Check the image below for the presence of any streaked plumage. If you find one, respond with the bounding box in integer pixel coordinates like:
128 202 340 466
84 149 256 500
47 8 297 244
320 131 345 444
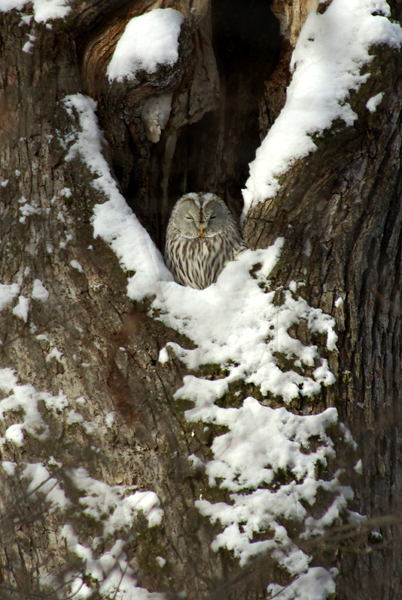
165 193 246 289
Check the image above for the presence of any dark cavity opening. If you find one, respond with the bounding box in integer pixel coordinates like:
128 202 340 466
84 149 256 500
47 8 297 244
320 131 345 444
125 0 282 250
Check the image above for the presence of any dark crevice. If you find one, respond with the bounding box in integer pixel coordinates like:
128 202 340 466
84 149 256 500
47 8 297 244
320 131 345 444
122 0 282 250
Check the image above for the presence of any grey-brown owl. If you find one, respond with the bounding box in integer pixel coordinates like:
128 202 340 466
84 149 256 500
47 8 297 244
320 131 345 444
165 193 246 289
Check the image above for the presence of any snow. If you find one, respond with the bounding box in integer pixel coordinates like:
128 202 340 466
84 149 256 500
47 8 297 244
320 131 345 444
68 577 92 600
22 462 70 510
62 93 338 404
12 295 30 322
70 259 84 273
2 461 17 475
62 527 165 600
19 14 32 24
107 8 185 83
0 0 389 596
366 92 384 113
165 265 336 409
0 283 20 312
195 400 353 568
56 474 165 599
0 367 165 599
46 346 63 362
67 409 84 425
18 196 41 222
0 0 385 592
268 567 336 600
303 487 354 537
156 556 166 568
0 0 71 22
64 94 172 299
0 368 68 445
22 33 36 53
201 401 338 493
48 455 62 467
188 454 205 472
158 347 169 364
242 0 402 217
105 411 115 427
61 89 362 598
60 186 72 197
32 279 49 301
69 467 164 533
56 3 397 590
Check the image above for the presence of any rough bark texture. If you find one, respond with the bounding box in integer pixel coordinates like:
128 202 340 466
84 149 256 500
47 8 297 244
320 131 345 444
272 0 318 46
81 0 282 249
0 0 402 598
0 3 228 597
243 3 402 597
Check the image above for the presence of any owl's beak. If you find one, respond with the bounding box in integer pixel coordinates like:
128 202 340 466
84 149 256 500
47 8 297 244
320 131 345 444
198 222 207 237
199 227 204 237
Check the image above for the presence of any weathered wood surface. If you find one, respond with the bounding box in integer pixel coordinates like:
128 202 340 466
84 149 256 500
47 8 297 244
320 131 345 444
244 3 402 596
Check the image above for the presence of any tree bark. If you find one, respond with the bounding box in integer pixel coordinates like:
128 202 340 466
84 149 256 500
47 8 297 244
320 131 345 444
243 4 402 596
0 0 401 599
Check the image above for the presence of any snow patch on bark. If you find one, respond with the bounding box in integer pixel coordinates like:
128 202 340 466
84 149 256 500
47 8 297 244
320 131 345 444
195 400 354 574
32 279 49 301
242 0 402 216
70 467 164 532
0 283 20 312
22 462 71 510
0 0 71 22
62 95 338 408
0 368 68 445
62 528 166 600
62 93 361 600
268 567 337 600
366 92 384 113
0 367 165 599
107 8 185 83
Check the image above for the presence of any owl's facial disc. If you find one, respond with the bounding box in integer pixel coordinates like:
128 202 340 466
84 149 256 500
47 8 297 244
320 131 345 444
174 200 202 238
201 201 228 237
173 196 232 239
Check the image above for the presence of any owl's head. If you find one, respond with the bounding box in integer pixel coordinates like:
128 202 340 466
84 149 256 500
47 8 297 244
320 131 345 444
169 193 232 239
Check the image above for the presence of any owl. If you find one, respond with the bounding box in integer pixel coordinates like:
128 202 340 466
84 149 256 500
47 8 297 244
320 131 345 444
165 193 246 289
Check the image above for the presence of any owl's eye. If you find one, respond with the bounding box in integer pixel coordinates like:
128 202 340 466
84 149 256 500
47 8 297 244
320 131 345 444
210 215 216 220
185 216 193 220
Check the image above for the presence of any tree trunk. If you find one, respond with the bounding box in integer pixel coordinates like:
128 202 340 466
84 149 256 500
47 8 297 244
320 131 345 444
0 1 401 599
243 4 402 596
